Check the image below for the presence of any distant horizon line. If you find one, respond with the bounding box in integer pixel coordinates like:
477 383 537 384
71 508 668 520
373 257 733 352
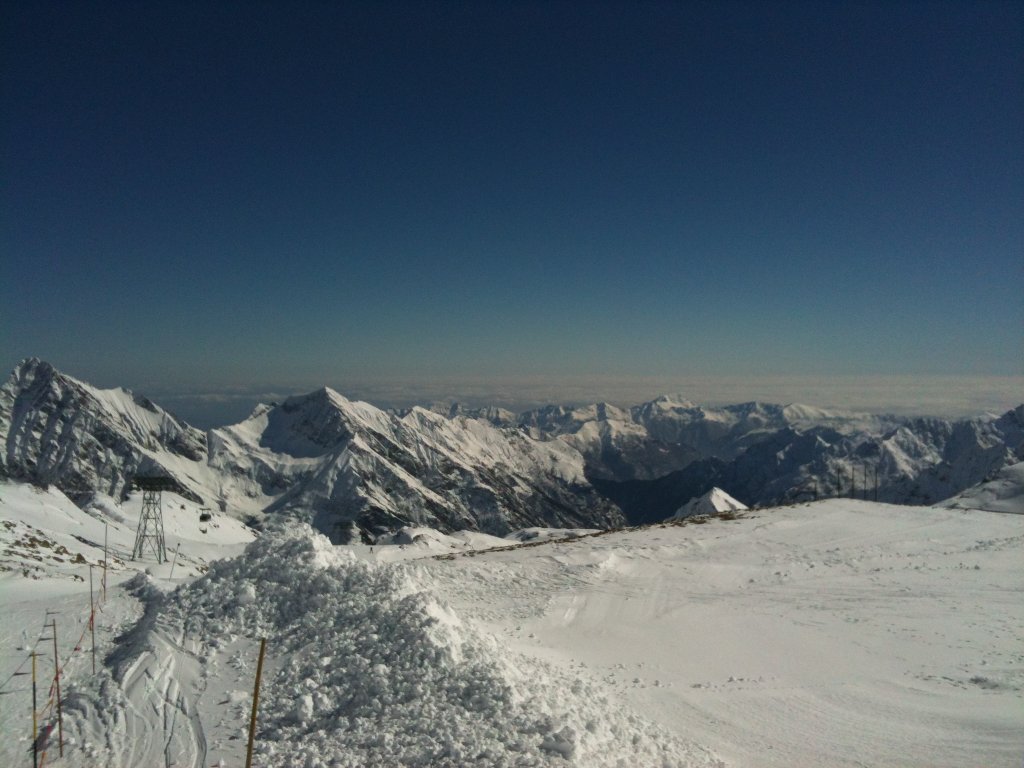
6 357 1021 429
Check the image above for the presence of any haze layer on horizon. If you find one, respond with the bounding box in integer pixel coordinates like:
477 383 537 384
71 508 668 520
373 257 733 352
130 373 1024 428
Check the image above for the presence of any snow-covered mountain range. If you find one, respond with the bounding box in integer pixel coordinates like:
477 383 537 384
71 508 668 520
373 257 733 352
439 391 1023 523
2 358 1022 538
0 360 621 540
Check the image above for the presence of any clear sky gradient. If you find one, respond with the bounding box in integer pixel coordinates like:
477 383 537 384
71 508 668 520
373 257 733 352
3 1 1022 424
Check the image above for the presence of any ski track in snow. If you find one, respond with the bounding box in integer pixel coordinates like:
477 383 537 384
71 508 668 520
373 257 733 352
422 501 1024 768
112 620 207 768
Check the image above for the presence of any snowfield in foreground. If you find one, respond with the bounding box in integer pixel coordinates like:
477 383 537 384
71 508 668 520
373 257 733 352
1 484 1022 767
126 526 715 767
425 501 1024 767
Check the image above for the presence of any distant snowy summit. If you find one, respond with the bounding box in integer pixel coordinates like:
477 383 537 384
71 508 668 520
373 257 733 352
672 487 748 520
936 461 1024 515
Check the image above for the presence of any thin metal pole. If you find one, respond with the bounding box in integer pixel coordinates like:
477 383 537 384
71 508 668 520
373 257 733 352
168 542 181 582
31 651 38 768
51 619 64 757
89 564 96 674
245 638 267 768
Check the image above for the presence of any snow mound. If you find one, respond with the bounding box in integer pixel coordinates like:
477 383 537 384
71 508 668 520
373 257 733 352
671 488 748 520
936 461 1024 514
151 524 719 767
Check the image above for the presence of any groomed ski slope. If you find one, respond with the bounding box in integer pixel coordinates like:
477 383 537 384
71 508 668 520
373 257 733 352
427 500 1024 767
2 486 1022 766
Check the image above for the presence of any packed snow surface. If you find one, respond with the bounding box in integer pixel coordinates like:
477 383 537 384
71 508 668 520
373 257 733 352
2 483 1022 767
426 501 1024 767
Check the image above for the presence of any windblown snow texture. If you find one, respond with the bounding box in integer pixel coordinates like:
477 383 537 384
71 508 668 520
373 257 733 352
133 524 721 767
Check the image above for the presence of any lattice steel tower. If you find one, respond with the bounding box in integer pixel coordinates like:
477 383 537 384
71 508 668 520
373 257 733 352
131 476 175 562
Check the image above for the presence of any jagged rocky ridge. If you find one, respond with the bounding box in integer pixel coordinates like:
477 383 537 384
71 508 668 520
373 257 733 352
2 359 1022 536
437 398 900 482
445 396 1024 523
0 360 621 541
206 387 622 540
0 359 208 502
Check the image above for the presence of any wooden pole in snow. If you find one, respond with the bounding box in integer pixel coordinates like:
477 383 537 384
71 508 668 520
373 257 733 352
31 651 38 768
89 564 96 674
245 638 267 768
51 619 64 757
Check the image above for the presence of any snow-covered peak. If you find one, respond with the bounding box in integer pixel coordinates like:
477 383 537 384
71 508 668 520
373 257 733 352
936 461 1024 514
429 402 518 426
570 401 632 423
781 402 836 422
671 487 748 520
652 393 699 408
1 358 208 502
8 356 52 385
205 383 617 539
215 386 395 458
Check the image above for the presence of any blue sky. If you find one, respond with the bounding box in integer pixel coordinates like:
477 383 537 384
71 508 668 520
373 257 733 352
2 1 1022 424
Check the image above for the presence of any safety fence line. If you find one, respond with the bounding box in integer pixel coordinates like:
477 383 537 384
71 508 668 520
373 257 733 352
1 559 110 768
